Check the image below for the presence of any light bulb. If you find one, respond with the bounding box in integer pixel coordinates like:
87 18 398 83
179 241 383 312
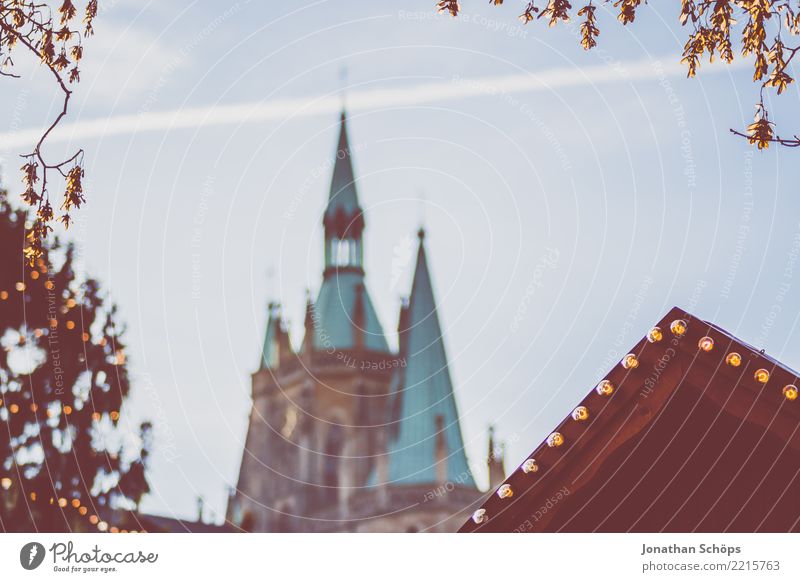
783 384 798 401
670 319 687 337
622 353 639 369
647 327 663 343
596 380 614 396
572 406 590 421
754 368 770 384
472 508 487 524
698 336 714 351
1 477 11 490
497 484 513 499
522 458 538 474
725 352 741 367
547 432 564 448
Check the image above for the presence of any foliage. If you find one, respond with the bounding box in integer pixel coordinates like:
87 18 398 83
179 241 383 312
0 188 150 532
1 1 98 264
438 0 800 149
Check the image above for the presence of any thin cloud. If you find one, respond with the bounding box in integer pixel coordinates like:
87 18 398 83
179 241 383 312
0 56 743 151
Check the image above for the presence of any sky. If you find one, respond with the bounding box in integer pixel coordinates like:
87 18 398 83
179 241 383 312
1 0 799 524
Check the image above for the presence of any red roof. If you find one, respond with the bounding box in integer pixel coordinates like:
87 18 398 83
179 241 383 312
460 307 800 533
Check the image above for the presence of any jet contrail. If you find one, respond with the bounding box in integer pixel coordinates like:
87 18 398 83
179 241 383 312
0 56 744 151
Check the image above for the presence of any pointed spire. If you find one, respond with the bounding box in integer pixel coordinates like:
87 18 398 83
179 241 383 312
323 110 364 239
382 230 476 488
259 302 285 370
487 425 506 490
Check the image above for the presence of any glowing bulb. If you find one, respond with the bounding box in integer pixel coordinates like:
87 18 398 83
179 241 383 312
89 515 99 525
97 521 108 532
596 380 614 396
9 404 19 414
726 352 742 367
0 291 7 300
71 498 80 508
783 384 798 401
1 477 11 490
15 282 25 292
622 353 639 370
66 321 75 330
30 492 37 501
647 327 663 343
110 411 120 421
92 412 101 421
670 319 687 337
110 527 119 534
58 497 67 508
698 336 714 352
522 458 538 474
30 271 39 280
82 332 90 342
497 484 513 499
472 508 487 524
547 432 564 448
754 368 770 384
63 405 72 415
571 406 590 421
66 298 76 308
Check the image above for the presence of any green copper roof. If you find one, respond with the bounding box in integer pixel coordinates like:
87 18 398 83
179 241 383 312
259 303 281 370
309 271 390 353
324 111 361 228
383 231 476 487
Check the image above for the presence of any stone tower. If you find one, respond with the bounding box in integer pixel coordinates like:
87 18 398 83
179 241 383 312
228 111 488 532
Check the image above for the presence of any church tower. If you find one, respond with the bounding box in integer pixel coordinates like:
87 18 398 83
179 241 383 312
228 111 483 532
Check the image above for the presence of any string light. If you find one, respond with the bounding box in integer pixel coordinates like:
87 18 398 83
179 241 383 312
30 271 39 280
754 369 770 384
596 380 614 396
97 521 109 532
110 411 120 421
71 499 81 508
571 406 590 421
670 319 687 337
647 327 663 343
622 353 639 370
0 291 7 300
726 352 742 367
79 506 88 515
497 484 513 499
783 385 798 401
58 498 68 508
698 336 714 351
1 477 11 490
547 432 564 448
9 404 19 414
66 321 75 330
472 509 487 524
89 515 99 525
63 405 73 415
522 458 538 474
15 282 25 292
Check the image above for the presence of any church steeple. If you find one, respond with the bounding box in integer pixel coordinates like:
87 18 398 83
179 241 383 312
382 228 476 487
323 110 364 277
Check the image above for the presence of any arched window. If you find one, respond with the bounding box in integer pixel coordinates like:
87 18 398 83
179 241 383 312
323 425 345 502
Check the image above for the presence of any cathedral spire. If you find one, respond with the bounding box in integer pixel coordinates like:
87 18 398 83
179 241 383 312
258 302 286 370
383 230 476 487
323 109 364 277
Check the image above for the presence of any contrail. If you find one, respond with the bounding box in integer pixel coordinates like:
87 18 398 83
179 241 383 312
0 55 744 150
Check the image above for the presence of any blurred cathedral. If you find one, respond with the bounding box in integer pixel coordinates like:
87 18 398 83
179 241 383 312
226 110 505 532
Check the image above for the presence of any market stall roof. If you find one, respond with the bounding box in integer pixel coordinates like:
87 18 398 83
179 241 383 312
460 307 800 533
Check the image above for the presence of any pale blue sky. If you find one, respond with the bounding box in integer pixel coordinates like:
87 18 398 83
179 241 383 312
1 0 799 523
